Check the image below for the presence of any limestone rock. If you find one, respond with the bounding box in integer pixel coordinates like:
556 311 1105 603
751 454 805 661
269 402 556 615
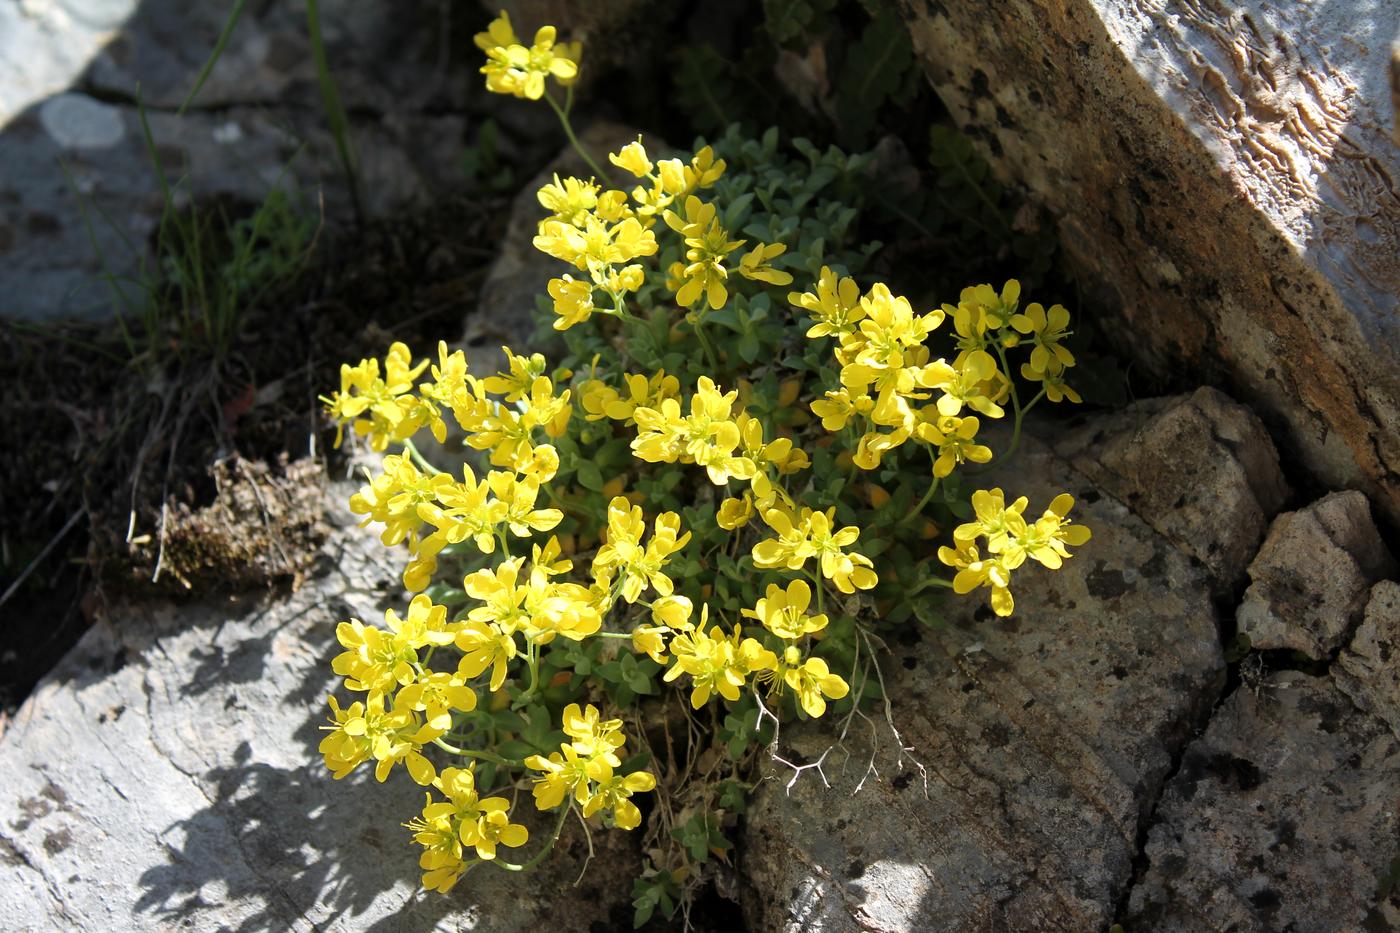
739 432 1225 931
1335 580 1400 739
1124 673 1400 930
901 0 1400 526
0 0 469 322
1237 491 1397 659
1049 387 1288 591
0 488 638 931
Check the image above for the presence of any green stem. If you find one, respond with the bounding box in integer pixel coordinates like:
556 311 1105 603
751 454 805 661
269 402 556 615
906 575 956 597
402 438 441 474
431 738 520 768
691 311 722 372
900 472 941 528
988 386 1046 468
809 568 825 616
491 803 572 872
543 89 612 184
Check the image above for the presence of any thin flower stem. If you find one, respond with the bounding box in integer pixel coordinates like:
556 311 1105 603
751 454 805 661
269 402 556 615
691 311 722 372
402 438 441 474
491 803 573 872
544 89 611 184
431 738 520 768
906 575 956 596
809 568 825 616
900 471 941 528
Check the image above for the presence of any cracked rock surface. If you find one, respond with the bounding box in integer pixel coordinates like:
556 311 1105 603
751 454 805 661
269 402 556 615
1050 387 1289 593
739 429 1226 931
0 491 638 931
1237 490 1398 660
1123 672 1400 931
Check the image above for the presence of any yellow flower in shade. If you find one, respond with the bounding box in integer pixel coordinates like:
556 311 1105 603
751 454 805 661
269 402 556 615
936 350 1005 419
663 196 745 309
1021 358 1083 404
396 671 478 733
779 646 850 718
609 139 653 178
960 279 1021 331
737 242 793 285
937 540 1016 617
1010 302 1075 375
742 579 828 641
582 770 657 829
455 619 518 691
632 594 692 663
717 493 755 531
548 275 595 330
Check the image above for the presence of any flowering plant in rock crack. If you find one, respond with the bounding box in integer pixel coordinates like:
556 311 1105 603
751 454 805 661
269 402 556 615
315 10 1091 925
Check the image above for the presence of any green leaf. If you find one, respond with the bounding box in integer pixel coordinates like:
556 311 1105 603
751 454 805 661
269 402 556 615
576 459 604 492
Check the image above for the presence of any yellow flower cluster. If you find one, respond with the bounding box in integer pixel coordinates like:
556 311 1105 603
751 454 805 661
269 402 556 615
474 11 579 101
937 488 1092 616
535 137 794 331
525 703 657 829
328 343 573 591
407 766 530 892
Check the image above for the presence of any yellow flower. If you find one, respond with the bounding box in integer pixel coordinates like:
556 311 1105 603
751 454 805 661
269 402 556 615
562 702 626 765
752 507 877 594
396 671 478 734
524 745 598 809
938 540 1016 617
780 647 849 718
742 579 828 641
953 487 1029 555
477 14 578 101
548 275 595 330
663 196 745 309
810 388 871 432
482 347 548 402
664 610 775 708
582 771 656 829
717 494 755 531
790 266 865 341
1010 302 1075 375
536 173 598 226
737 242 792 285
591 496 690 603
916 415 993 478
318 694 439 785
486 471 563 538
1002 493 1091 570
455 619 518 691
609 139 653 178
331 594 457 698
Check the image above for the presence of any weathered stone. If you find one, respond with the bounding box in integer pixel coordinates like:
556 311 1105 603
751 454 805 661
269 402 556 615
1237 490 1397 659
0 488 638 930
0 0 471 322
740 431 1225 931
901 0 1400 526
1336 580 1400 739
1049 387 1288 591
1124 673 1400 930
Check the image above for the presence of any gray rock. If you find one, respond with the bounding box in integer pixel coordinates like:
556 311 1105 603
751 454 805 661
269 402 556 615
0 488 638 931
1049 386 1289 591
1237 491 1398 659
740 431 1225 931
1124 673 1400 931
0 0 470 323
1336 580 1400 739
900 0 1400 527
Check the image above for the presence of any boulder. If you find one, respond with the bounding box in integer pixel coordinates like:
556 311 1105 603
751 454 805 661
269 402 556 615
901 0 1400 526
1236 490 1397 659
0 489 638 931
0 0 470 322
740 430 1225 931
1049 387 1289 592
1335 580 1400 739
1123 673 1400 930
